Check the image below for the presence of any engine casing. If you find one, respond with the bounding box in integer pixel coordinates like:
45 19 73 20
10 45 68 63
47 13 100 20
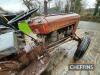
29 13 80 34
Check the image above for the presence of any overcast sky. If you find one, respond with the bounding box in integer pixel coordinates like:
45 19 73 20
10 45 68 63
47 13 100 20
0 0 96 13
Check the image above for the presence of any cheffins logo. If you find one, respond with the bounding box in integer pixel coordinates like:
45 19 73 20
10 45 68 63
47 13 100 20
68 64 94 70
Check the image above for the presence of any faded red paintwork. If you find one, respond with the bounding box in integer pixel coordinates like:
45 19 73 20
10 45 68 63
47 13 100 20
29 14 80 34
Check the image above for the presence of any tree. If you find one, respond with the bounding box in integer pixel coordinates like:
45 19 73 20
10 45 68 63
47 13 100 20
44 0 48 15
23 0 33 10
70 0 75 12
74 0 82 14
22 0 39 10
65 0 82 14
48 0 52 8
44 0 52 15
65 0 71 13
55 0 62 11
93 0 100 16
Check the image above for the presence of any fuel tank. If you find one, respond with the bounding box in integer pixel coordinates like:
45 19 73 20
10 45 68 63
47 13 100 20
29 13 80 34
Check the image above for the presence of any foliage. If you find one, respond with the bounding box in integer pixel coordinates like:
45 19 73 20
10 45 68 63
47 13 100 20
23 0 33 10
22 0 39 10
64 0 82 14
81 15 100 23
74 0 82 14
44 0 48 15
93 0 100 16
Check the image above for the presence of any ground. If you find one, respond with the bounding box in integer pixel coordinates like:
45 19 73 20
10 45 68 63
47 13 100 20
42 21 100 75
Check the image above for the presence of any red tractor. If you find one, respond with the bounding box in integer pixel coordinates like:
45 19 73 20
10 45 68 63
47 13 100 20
0 8 91 75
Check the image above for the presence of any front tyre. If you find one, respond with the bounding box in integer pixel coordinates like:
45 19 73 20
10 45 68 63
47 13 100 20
73 36 91 61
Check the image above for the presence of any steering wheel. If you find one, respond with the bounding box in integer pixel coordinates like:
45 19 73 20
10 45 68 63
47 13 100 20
7 8 38 25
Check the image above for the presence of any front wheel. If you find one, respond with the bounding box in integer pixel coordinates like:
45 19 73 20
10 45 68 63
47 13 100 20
73 36 91 61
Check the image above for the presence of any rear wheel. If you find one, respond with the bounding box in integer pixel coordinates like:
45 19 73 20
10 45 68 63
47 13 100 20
73 36 91 61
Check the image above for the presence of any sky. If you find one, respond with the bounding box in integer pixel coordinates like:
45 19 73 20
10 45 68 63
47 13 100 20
0 0 27 12
0 0 96 13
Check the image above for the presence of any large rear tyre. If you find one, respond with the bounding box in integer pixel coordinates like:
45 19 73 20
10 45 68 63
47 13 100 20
73 36 91 61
